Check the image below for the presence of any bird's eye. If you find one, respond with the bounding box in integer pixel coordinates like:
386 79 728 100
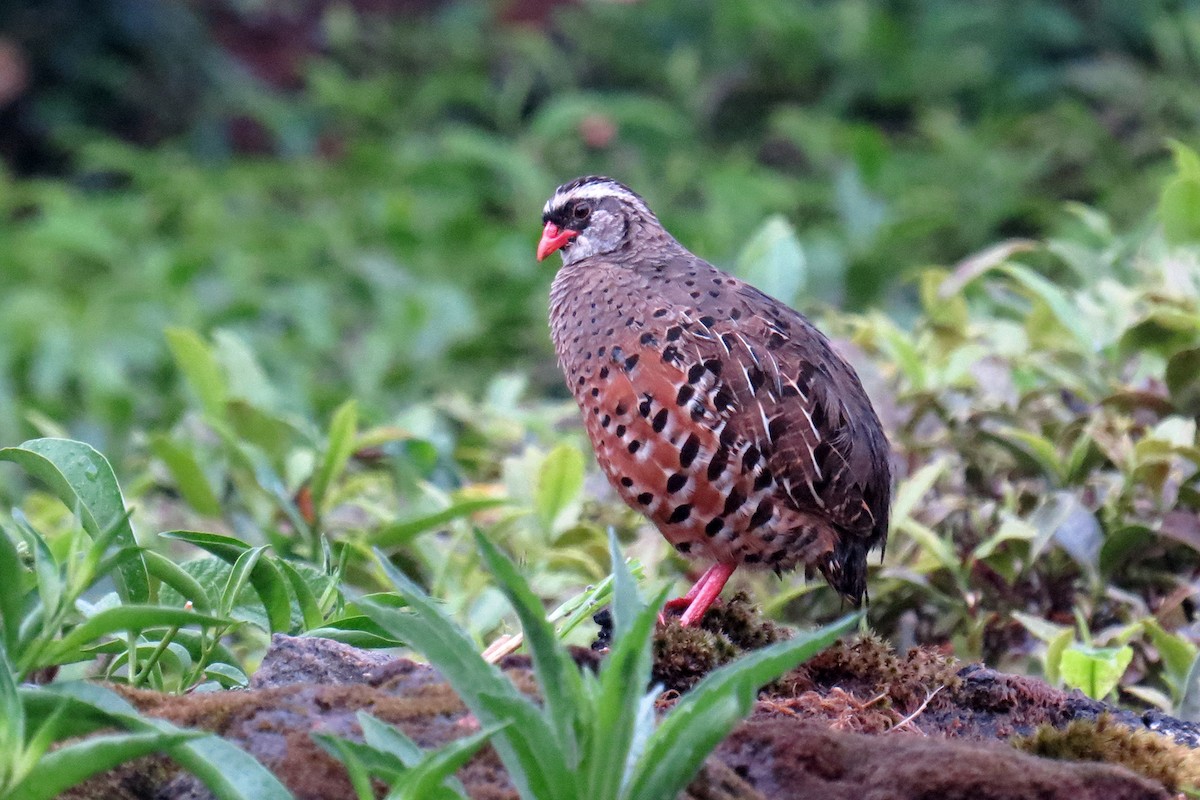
573 204 591 220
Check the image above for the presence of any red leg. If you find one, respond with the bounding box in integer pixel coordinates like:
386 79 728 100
661 563 721 618
678 562 737 627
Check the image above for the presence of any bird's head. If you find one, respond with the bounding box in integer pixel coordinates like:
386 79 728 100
537 176 659 265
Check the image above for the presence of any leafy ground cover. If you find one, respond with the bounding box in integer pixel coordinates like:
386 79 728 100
2 1 1200 796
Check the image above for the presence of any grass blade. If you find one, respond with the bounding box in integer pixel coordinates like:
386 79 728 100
625 613 858 800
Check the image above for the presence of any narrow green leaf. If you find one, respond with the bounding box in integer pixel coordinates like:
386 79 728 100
159 532 291 633
278 560 325 631
311 399 359 515
609 528 643 642
362 552 568 800
0 439 149 603
0 642 25 771
475 531 584 762
312 734 377 800
626 614 857 800
305 615 403 648
0 528 23 652
33 682 295 800
358 712 424 766
998 263 1092 349
8 730 199 800
142 550 213 612
393 724 504 800
221 547 268 617
369 499 509 548
42 606 232 667
165 328 228 420
149 436 222 516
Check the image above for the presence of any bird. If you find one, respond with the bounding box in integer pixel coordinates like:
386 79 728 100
539 176 891 627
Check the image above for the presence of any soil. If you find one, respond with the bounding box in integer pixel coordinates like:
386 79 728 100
61 597 1200 800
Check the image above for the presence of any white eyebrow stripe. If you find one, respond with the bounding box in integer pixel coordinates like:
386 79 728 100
547 182 650 215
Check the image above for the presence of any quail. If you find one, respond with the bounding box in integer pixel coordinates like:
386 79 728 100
539 176 891 626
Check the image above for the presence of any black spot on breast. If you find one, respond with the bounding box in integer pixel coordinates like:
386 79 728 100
599 366 610 379
625 354 640 371
731 308 741 320
705 518 724 537
703 359 722 375
747 368 766 393
767 332 786 350
675 542 692 554
598 346 606 357
748 499 774 530
639 397 652 417
719 426 738 448
615 402 628 416
723 488 746 515
676 385 695 406
652 408 669 433
667 504 693 523
768 416 787 442
590 387 599 398
662 345 680 364
640 332 657 345
699 315 715 328
666 326 683 341
714 386 735 412
690 405 706 422
577 376 585 386
744 553 763 564
601 415 611 428
653 308 668 318
627 440 642 454
615 424 626 437
706 449 729 481
637 492 653 505
620 476 634 487
666 473 687 493
687 363 706 384
680 434 701 468
754 468 774 491
742 445 760 472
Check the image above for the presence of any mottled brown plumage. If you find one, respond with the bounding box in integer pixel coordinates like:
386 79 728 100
539 176 891 626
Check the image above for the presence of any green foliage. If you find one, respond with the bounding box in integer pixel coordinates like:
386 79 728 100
360 530 856 800
315 711 500 800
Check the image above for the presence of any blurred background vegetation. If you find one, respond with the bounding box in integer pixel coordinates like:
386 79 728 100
2 0 1200 709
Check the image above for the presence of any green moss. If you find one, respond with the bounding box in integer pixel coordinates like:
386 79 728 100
1014 714 1200 794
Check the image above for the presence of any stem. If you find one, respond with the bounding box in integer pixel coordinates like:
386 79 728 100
132 625 180 688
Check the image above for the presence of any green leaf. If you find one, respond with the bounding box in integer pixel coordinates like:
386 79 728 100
1044 628 1074 686
311 734 377 800
0 532 22 654
534 444 584 533
0 439 149 603
475 531 584 763
221 547 269 618
734 215 806 305
998 263 1092 349
1144 619 1198 686
165 328 228 420
159 532 291 633
35 682 295 800
6 730 200 800
361 552 570 800
278 560 325 631
1059 644 1133 699
369 499 509 548
311 399 358 516
626 614 858 800
391 724 502 800
149 436 222 516
41 605 232 667
1160 175 1200 245
142 550 213 612
1166 348 1200 417
305 615 403 648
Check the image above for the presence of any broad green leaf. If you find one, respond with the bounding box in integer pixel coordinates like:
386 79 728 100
305 615 403 648
149 436 222 516
890 458 945 527
1059 644 1133 699
159 532 291 633
278 560 325 631
1177 653 1200 722
0 439 149 603
6 730 199 800
369 499 509 548
1160 176 1200 245
221 547 268 618
165 328 228 420
42 605 232 666
626 614 858 800
1144 619 1198 686
311 399 358 515
358 712 424 766
734 215 806 304
535 444 584 533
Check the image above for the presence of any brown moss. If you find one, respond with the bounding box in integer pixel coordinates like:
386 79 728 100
1014 714 1200 794
652 592 788 692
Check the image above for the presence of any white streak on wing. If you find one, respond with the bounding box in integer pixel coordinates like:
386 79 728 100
757 402 773 443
